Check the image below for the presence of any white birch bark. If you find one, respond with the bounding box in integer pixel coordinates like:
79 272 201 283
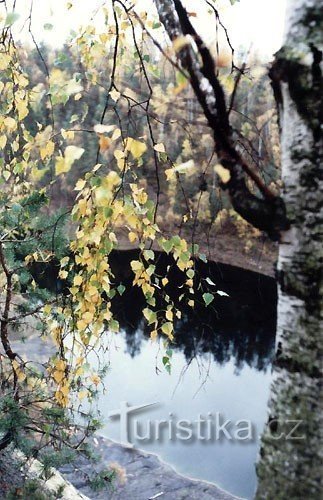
256 0 323 497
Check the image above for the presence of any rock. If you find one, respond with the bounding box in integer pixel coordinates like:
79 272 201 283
59 436 241 500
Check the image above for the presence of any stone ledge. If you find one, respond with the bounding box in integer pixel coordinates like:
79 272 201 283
59 435 243 500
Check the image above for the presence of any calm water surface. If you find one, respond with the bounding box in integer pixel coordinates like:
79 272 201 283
94 257 276 500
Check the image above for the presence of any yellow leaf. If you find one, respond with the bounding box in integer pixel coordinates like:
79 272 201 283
109 232 117 243
177 260 187 271
78 390 88 400
99 134 111 152
94 124 115 134
43 304 52 314
16 100 29 120
0 136 7 149
165 168 176 182
55 359 66 371
172 36 190 53
128 231 137 243
214 164 231 184
111 128 121 141
150 330 158 341
55 145 84 175
114 149 125 160
154 143 165 153
165 309 173 321
65 145 84 161
99 33 109 43
53 370 65 384
60 384 69 396
77 319 87 331
161 321 174 339
61 129 75 140
130 260 143 272
4 117 17 131
126 138 147 159
109 89 120 102
16 370 26 382
40 140 55 160
135 190 148 205
75 179 86 191
91 374 101 385
31 166 49 182
83 311 94 323
73 275 83 286
0 53 11 70
12 360 19 372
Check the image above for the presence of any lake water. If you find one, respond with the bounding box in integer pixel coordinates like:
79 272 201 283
94 256 276 500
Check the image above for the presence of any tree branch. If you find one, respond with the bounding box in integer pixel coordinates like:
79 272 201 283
153 0 289 240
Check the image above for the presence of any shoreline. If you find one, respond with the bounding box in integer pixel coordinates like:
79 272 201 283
59 434 243 500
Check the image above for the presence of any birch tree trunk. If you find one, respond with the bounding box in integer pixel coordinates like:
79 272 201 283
256 1 323 498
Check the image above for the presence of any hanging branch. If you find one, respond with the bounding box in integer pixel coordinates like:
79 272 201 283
153 0 289 240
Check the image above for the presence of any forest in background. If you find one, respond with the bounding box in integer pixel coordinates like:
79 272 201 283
16 34 280 267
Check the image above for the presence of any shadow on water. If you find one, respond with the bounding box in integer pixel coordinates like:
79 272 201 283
27 249 277 369
108 250 277 372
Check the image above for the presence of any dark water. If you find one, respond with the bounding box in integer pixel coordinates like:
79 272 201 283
93 252 277 500
30 250 276 498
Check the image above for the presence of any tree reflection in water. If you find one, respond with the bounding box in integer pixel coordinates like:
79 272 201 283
109 250 277 373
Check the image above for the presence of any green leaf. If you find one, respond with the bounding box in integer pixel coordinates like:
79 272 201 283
162 355 171 374
109 319 119 332
146 264 156 277
162 356 169 366
143 308 157 325
203 293 214 307
170 235 181 247
217 290 229 297
117 284 125 296
176 71 187 86
199 253 207 263
103 207 113 218
5 12 20 27
143 249 155 261
161 239 173 254
205 277 216 286
161 322 173 337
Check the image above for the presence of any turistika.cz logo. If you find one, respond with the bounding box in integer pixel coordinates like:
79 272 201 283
107 401 305 447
